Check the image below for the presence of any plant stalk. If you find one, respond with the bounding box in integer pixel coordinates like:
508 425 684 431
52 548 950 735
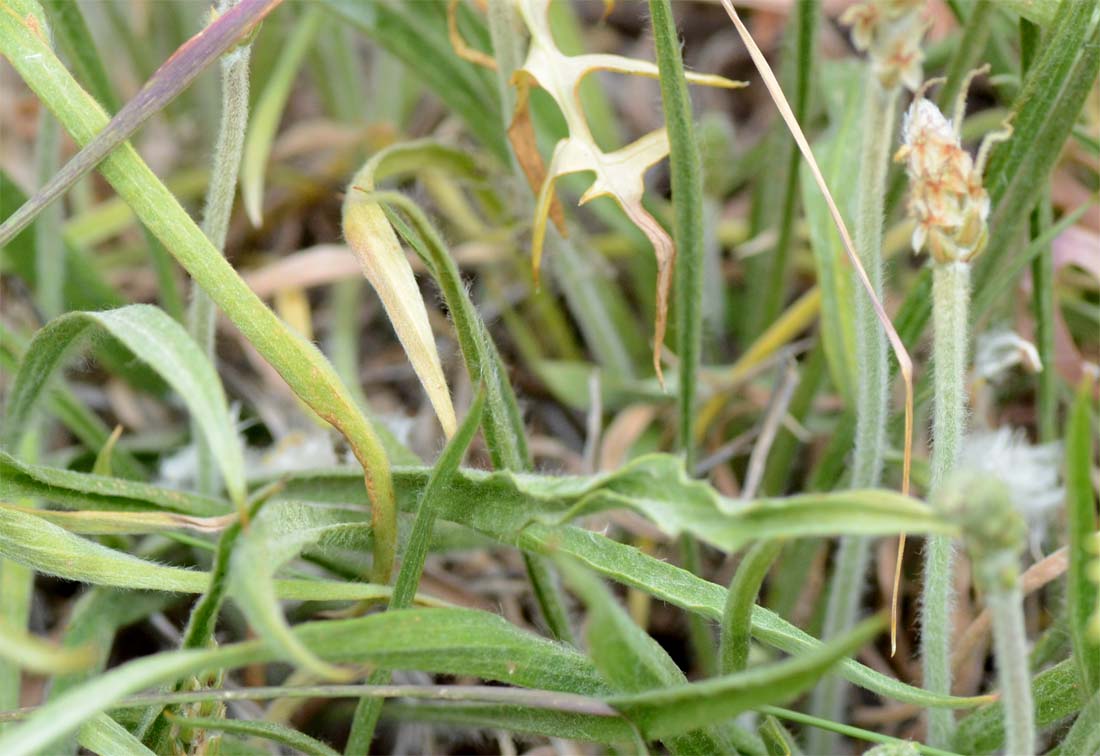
981 552 1035 756
922 260 971 747
808 74 897 751
189 2 252 498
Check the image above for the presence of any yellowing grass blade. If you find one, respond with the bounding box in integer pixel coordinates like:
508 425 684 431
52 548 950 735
343 171 458 440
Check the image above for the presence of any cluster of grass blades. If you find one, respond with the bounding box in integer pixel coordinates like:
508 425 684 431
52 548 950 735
0 0 1097 753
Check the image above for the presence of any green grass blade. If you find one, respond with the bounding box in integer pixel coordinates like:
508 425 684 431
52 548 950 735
318 0 508 162
2 305 247 509
0 16 397 582
953 658 1082 754
168 714 339 756
377 192 531 473
1066 374 1099 694
240 7 320 226
973 0 1099 315
0 450 222 516
0 607 607 756
40 0 119 111
384 701 636 746
0 503 413 604
228 502 374 679
564 562 745 754
1058 688 1100 756
0 622 94 675
346 394 486 752
649 0 704 466
608 615 885 739
721 539 782 674
392 393 485 610
760 706 958 756
517 523 987 709
0 327 145 480
77 714 155 756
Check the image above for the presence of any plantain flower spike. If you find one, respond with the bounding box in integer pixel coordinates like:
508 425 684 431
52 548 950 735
894 67 1011 264
841 0 926 91
452 0 742 383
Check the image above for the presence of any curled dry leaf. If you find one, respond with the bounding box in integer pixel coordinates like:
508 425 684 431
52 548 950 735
342 168 458 439
498 0 743 381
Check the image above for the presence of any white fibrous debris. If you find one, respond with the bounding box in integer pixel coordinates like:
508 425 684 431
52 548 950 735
974 329 1043 382
158 430 340 492
895 97 991 263
961 427 1064 555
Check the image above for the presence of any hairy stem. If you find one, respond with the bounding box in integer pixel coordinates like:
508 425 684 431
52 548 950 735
189 1 252 498
981 553 1035 756
808 74 897 751
923 260 971 746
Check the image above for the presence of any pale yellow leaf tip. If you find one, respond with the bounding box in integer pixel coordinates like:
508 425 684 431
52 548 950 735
343 169 458 439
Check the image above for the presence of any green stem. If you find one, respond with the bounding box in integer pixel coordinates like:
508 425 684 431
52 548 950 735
981 553 1035 756
721 540 782 674
923 261 972 747
189 0 252 498
650 0 719 680
649 0 704 470
808 74 897 752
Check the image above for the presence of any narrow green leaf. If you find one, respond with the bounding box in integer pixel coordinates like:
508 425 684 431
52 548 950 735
377 192 531 473
0 17 396 582
801 62 862 401
0 450 223 516
2 305 246 509
0 621 94 675
721 539 783 674
649 0 703 464
90 425 123 477
564 562 747 754
0 327 145 480
1066 374 1099 693
392 393 485 610
345 393 486 752
975 0 1099 316
318 0 508 162
517 523 987 709
759 714 804 756
40 0 119 111
240 7 321 226
608 615 886 739
0 503 418 605
385 702 636 746
760 706 956 756
1058 688 1100 756
77 714 155 756
169 714 339 756
228 502 377 679
953 658 1084 754
0 607 608 756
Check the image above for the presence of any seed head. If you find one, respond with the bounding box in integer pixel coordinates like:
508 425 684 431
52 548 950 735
841 0 926 91
895 95 994 264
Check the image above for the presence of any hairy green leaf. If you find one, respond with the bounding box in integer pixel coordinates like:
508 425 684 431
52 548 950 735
2 306 246 508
